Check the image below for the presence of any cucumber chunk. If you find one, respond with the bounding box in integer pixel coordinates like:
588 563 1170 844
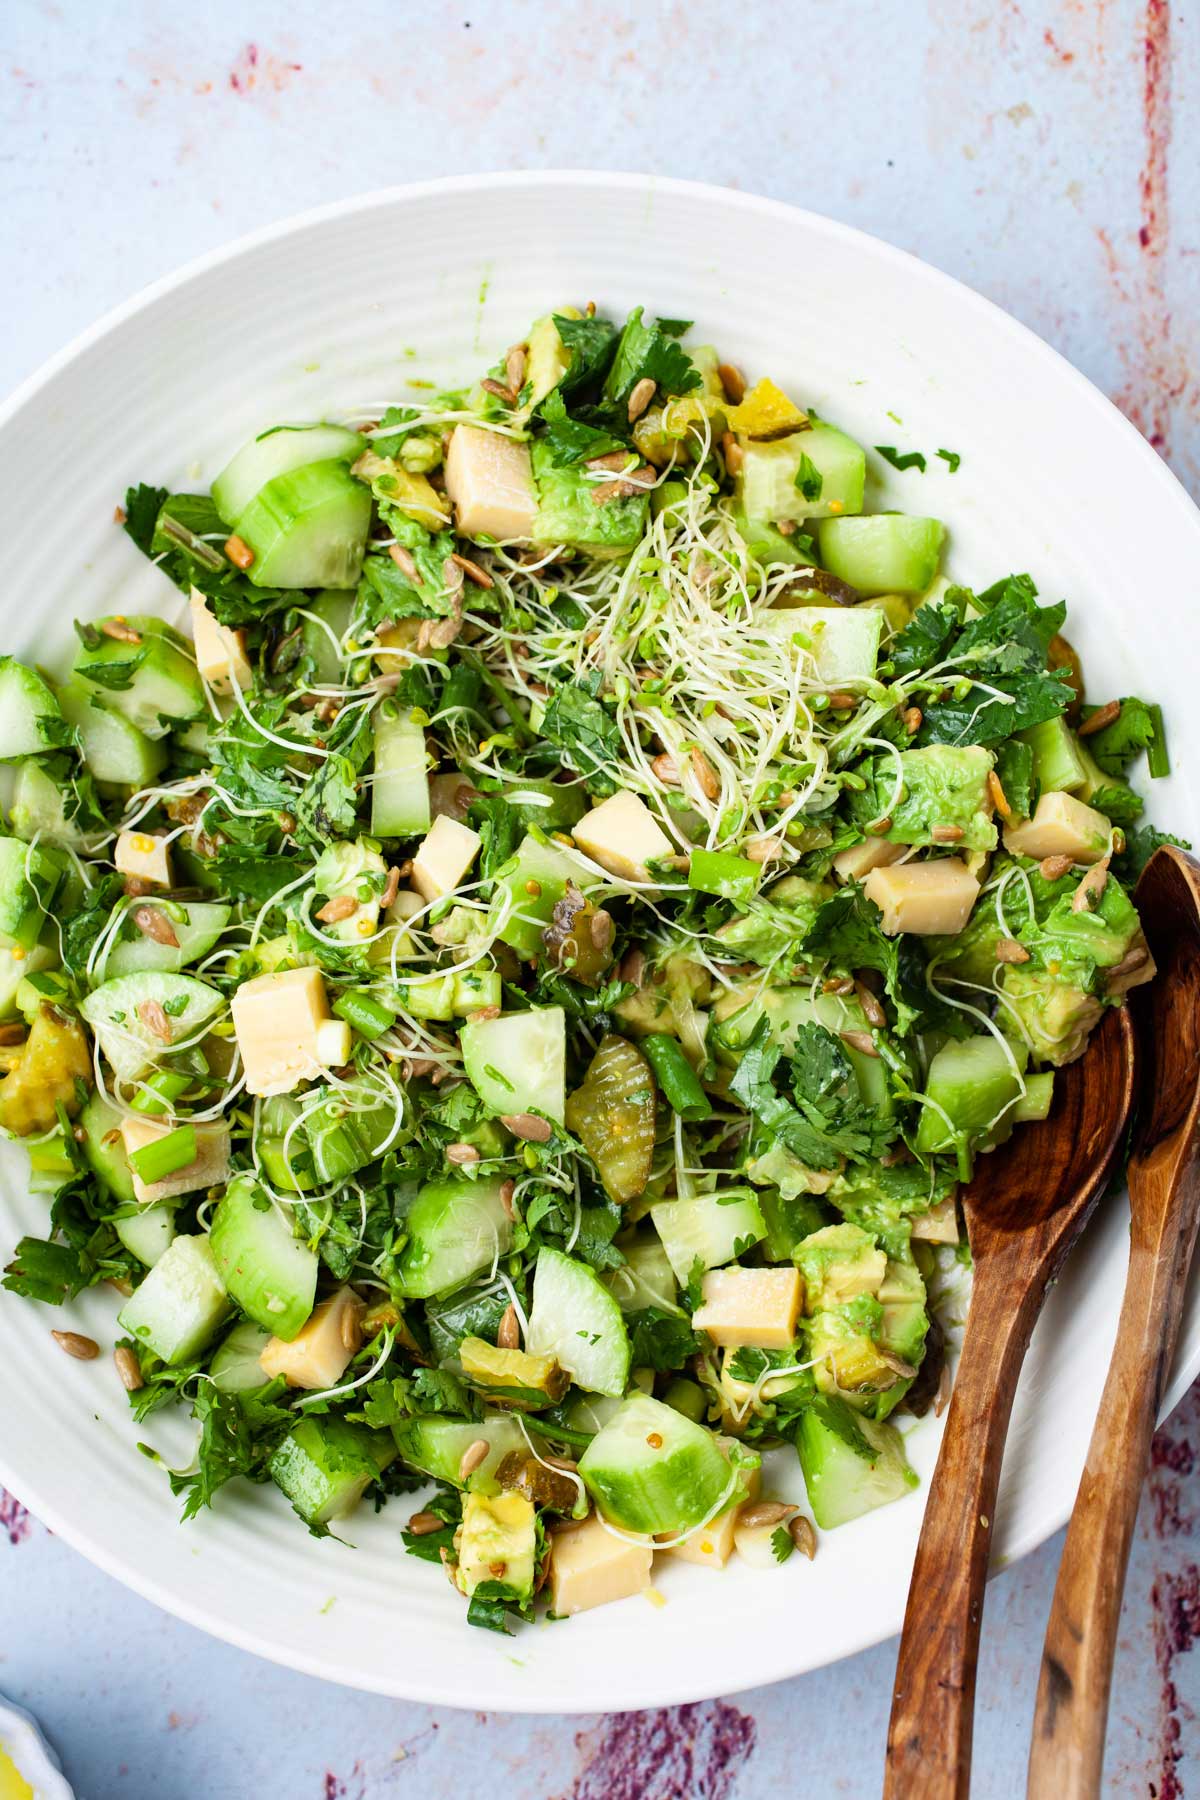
58 683 167 787
114 1202 176 1269
0 839 68 953
489 834 588 957
101 901 232 980
1020 716 1086 795
301 589 354 682
739 422 866 526
73 618 205 738
0 658 71 760
233 460 372 590
460 1006 566 1123
212 424 365 527
502 779 588 834
393 1414 528 1494
525 1246 632 1397
77 1092 135 1202
117 1234 230 1365
796 1394 918 1528
915 1034 1025 1153
80 972 225 1084
9 762 94 850
768 605 882 684
210 1319 274 1393
269 1415 395 1528
371 708 431 838
209 1175 319 1340
395 1175 514 1299
650 1189 767 1285
579 1392 733 1535
816 515 945 596
604 1238 679 1313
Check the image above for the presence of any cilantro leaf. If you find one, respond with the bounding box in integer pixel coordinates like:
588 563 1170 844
1088 782 1144 828
551 313 621 401
794 452 823 502
140 492 304 629
888 601 963 679
601 306 702 412
294 702 373 844
537 390 629 467
1080 697 1159 777
655 317 693 338
802 888 921 1034
729 1019 842 1171
936 448 962 473
1113 824 1192 884
875 446 927 473
539 674 622 795
626 1308 701 1371
770 1525 794 1563
169 1379 294 1521
788 1023 897 1159
122 483 167 556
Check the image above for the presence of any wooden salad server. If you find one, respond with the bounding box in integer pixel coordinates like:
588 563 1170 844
883 1000 1137 1799
1028 844 1200 1798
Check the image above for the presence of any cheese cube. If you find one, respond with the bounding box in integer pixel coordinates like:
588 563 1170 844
232 965 337 1096
120 1115 230 1205
572 791 673 886
863 858 980 935
115 828 173 889
549 1512 652 1616
667 1454 760 1569
692 1266 802 1349
832 836 905 883
1003 790 1111 865
444 425 537 542
910 1197 960 1244
410 815 482 904
259 1286 362 1390
189 587 252 692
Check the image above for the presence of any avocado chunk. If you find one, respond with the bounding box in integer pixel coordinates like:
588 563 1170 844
861 744 997 854
531 442 648 554
794 1223 886 1311
453 1491 539 1603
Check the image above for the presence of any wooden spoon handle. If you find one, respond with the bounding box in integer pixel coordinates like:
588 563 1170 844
885 1261 1045 1799
1028 1164 1200 1799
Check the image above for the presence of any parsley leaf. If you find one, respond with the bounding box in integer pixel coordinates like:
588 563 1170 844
794 452 823 502
551 313 621 401
875 446 927 473
655 317 693 338
294 702 373 844
169 1379 293 1521
788 1023 898 1159
802 888 922 1034
729 1019 842 1171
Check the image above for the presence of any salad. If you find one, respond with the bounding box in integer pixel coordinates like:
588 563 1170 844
0 302 1181 1633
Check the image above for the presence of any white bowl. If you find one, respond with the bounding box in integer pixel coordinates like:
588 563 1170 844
1 173 1197 1713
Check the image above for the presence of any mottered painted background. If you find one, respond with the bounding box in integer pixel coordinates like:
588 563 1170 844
2 1 1199 1794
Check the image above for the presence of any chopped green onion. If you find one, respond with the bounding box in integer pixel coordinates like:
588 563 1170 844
131 1071 192 1116
128 1124 197 1183
687 848 760 906
1148 703 1170 779
641 1034 712 1122
333 990 397 1040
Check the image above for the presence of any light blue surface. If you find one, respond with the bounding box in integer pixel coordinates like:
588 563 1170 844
2 2 1199 1795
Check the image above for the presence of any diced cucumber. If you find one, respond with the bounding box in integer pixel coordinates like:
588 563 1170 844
1020 717 1086 795
0 839 68 953
209 1175 319 1340
489 833 587 957
27 1124 78 1195
650 1189 767 1285
211 424 365 527
579 1392 733 1535
796 1394 918 1528
731 501 817 570
395 1175 514 1299
77 1092 135 1202
233 460 372 589
452 970 503 1015
269 1416 395 1528
304 1086 400 1185
739 423 866 526
604 1238 680 1313
371 708 430 838
101 901 232 979
9 762 93 850
525 1246 632 1397
501 778 588 834
393 1414 527 1494
816 515 945 596
395 972 456 1021
73 618 205 738
0 943 56 1019
210 1319 274 1393
114 1202 176 1269
0 658 71 760
914 1034 1025 1153
769 604 882 684
80 972 225 1084
117 1233 230 1365
1013 1070 1054 1121
58 684 167 787
301 589 354 683
459 1006 565 1123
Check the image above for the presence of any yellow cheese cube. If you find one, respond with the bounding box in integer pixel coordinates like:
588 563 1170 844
832 836 905 883
259 1286 362 1390
863 858 980 935
1003 790 1111 865
188 587 252 692
910 1197 960 1244
692 1266 802 1349
444 425 536 542
572 791 673 886
549 1513 652 1615
231 965 338 1096
410 815 482 904
120 1115 230 1204
115 828 173 889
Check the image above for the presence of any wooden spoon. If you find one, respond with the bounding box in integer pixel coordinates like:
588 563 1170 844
1028 845 1200 1797
884 1000 1137 1799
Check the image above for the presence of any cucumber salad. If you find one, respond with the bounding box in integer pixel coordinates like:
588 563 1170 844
0 302 1182 1633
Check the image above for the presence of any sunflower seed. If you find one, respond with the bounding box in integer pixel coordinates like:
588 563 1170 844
316 894 357 924
458 1438 491 1482
388 543 420 581
691 748 720 801
1078 698 1121 738
497 1304 521 1349
52 1329 99 1360
987 770 1012 819
627 377 657 423
717 363 746 404
901 706 922 735
446 1142 480 1167
132 905 180 948
450 551 494 590
788 1514 817 1559
406 1510 445 1536
500 1112 553 1143
736 1500 794 1529
840 1029 879 1058
854 981 887 1029
995 937 1031 964
1040 854 1074 881
931 823 964 843
113 1345 143 1391
136 999 172 1043
100 617 143 644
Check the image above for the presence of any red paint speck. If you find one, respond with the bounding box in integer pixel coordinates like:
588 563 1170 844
0 1488 31 1545
566 1701 756 1800
1151 1564 1200 1800
1043 27 1075 63
229 43 302 97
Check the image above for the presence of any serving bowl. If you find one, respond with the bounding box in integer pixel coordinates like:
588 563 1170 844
1 172 1197 1712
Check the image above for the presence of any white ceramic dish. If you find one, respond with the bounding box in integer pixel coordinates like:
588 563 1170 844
1 173 1198 1713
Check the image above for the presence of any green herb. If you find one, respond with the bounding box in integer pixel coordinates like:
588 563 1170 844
875 446 927 473
935 448 962 472
770 1525 794 1563
793 452 824 502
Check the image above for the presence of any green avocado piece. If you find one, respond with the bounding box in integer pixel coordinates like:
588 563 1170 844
795 1223 887 1312
998 966 1103 1067
877 1257 929 1368
531 442 648 554
874 744 997 853
454 1491 538 1602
